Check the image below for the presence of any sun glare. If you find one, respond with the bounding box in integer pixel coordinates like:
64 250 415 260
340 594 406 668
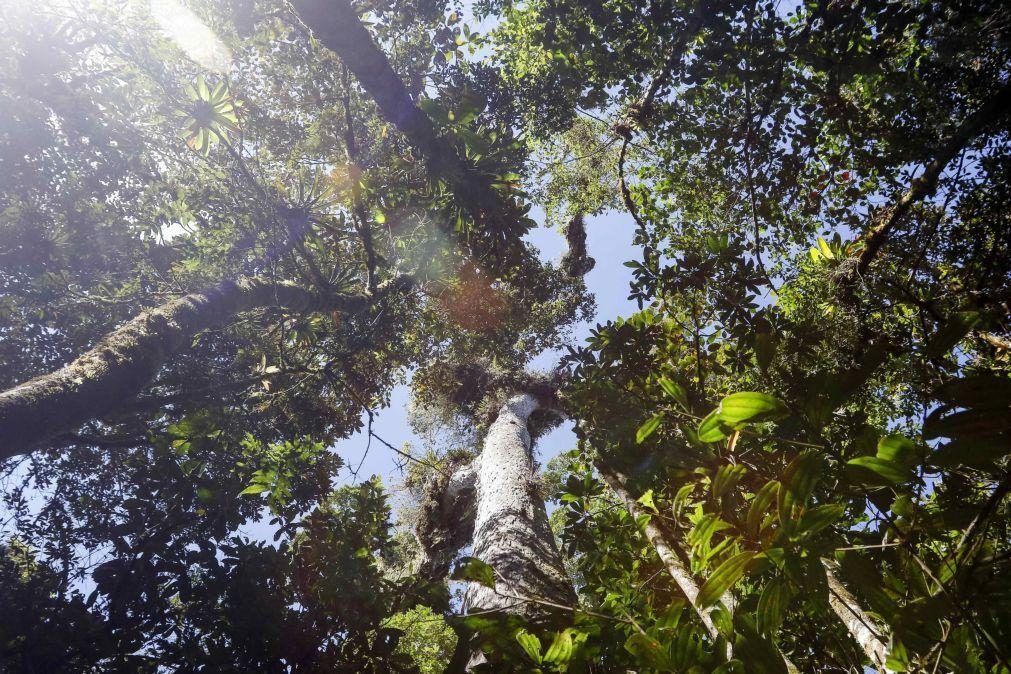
149 0 231 72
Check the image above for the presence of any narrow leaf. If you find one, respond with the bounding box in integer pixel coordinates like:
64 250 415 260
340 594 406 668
698 551 757 608
515 629 542 664
636 414 663 443
757 576 792 637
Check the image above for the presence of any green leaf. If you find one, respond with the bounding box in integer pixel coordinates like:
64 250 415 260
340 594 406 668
797 503 846 537
698 551 757 608
778 451 824 525
672 482 696 516
817 236 835 259
636 414 663 443
637 489 657 512
748 480 780 537
698 392 790 443
876 434 916 468
239 483 270 496
935 374 1011 410
543 629 575 666
515 629 542 664
688 513 732 552
624 633 665 667
754 332 776 371
712 464 746 499
718 392 790 425
929 435 1011 470
847 456 908 485
451 557 496 588
658 376 688 408
698 409 732 442
924 408 1011 440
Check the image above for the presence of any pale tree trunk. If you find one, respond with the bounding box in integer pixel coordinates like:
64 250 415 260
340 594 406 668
599 466 726 640
602 465 889 673
0 276 410 459
823 560 892 672
465 393 576 619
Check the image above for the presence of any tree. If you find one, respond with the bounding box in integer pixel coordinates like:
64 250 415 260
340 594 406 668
3 0 1011 671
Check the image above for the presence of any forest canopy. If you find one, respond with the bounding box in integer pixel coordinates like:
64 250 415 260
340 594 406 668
1 0 1010 672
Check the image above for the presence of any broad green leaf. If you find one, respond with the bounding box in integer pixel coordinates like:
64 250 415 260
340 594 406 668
929 435 1011 470
698 550 757 608
698 409 732 442
847 456 908 485
797 503 846 537
636 414 663 443
876 434 916 468
239 483 269 495
698 392 788 442
924 408 1011 440
719 392 790 425
935 374 1011 409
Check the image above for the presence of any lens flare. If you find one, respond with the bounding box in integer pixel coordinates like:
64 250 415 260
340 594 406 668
149 0 231 72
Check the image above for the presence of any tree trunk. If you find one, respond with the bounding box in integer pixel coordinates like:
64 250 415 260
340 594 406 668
415 461 478 583
852 81 1011 277
289 0 529 269
601 465 812 671
464 393 576 620
823 560 892 672
599 466 726 640
0 276 408 459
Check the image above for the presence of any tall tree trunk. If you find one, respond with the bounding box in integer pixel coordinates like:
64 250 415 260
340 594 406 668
0 276 409 459
465 393 576 620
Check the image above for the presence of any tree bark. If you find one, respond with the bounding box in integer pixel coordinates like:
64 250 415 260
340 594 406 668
464 393 576 620
0 276 410 459
415 461 478 583
823 560 892 672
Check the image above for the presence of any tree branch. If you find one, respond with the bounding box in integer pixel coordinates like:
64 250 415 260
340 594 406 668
854 82 1011 277
0 275 412 459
